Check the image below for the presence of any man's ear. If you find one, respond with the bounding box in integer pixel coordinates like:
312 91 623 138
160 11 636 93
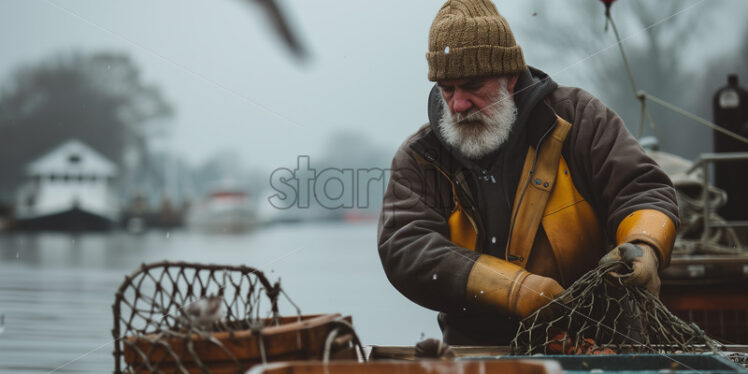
507 74 520 94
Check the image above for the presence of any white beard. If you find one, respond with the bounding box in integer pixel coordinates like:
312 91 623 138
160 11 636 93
438 79 518 159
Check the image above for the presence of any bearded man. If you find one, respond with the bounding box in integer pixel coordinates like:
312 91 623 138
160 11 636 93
377 0 679 345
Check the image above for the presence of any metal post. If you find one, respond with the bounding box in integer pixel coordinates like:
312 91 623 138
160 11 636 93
701 159 711 246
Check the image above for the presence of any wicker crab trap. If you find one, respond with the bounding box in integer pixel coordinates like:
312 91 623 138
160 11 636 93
510 262 722 356
112 261 363 374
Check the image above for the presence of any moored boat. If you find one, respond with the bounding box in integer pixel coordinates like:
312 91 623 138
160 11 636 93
187 183 257 233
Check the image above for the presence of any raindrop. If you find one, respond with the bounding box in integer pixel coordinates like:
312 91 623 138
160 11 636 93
432 274 438 280
479 290 484 294
165 232 171 239
15 252 19 259
462 307 467 312
444 46 450 54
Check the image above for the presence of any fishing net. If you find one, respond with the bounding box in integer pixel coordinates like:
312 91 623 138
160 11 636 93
112 261 363 374
510 262 722 356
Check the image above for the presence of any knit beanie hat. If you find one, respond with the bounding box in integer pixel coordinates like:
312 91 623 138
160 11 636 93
427 0 526 81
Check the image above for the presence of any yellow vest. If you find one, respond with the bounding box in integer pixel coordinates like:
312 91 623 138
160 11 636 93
448 117 602 286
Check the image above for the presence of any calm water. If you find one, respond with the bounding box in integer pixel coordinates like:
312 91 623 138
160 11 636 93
0 221 441 373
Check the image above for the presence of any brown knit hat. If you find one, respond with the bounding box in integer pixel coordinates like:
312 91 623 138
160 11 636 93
427 0 526 81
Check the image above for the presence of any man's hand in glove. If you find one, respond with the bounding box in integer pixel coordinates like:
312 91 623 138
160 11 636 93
515 273 565 319
599 242 660 295
467 255 565 319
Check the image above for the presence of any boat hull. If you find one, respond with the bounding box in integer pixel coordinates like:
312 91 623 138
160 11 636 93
661 254 748 344
14 207 115 231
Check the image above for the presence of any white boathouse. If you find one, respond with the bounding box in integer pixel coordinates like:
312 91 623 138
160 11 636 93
15 139 119 229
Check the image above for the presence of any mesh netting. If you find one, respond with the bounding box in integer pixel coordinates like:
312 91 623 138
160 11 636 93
112 261 287 373
510 262 722 355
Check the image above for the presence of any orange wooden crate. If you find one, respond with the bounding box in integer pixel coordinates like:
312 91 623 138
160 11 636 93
123 314 356 374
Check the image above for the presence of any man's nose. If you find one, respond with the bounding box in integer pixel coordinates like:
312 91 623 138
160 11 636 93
451 89 473 113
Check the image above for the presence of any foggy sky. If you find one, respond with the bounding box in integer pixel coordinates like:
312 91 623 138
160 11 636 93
1 0 746 172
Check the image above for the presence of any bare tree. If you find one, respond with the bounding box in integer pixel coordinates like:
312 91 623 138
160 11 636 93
522 0 739 160
0 52 172 201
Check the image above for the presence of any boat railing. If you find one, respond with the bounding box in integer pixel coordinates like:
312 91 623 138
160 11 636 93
686 151 748 248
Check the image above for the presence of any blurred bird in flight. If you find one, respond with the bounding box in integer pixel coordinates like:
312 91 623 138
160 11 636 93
241 0 308 60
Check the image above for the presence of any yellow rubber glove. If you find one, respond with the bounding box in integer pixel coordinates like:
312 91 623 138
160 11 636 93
467 255 564 318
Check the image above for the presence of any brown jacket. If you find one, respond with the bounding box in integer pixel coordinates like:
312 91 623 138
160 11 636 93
377 67 679 345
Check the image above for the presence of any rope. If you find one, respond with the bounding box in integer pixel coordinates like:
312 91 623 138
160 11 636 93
607 13 638 97
671 175 743 255
605 12 661 140
605 7 748 146
641 91 748 145
322 319 367 363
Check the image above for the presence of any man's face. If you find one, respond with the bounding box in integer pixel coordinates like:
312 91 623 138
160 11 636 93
438 77 514 115
436 75 519 159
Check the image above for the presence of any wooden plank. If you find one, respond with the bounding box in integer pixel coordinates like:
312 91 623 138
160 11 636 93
368 345 511 361
246 359 561 374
